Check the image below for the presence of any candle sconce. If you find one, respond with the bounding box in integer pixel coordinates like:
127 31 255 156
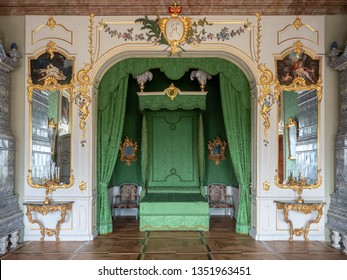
274 169 322 203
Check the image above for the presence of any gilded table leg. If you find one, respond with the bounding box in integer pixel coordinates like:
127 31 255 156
303 206 324 242
282 206 294 242
25 206 45 242
54 205 69 242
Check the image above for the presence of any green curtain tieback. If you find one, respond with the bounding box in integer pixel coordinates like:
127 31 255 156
99 182 109 189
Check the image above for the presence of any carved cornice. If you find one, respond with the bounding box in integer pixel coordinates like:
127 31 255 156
1 1 347 15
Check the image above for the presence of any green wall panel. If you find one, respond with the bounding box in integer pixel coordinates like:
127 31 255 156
148 110 199 187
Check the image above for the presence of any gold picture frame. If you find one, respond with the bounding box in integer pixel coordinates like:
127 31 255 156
208 136 227 165
119 136 138 166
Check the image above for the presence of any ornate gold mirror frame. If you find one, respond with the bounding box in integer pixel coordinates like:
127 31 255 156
208 136 227 165
119 136 138 166
274 41 322 203
27 46 75 204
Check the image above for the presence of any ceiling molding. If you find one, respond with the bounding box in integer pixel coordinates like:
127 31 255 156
1 1 347 16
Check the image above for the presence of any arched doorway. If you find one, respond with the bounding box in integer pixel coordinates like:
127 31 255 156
91 53 259 237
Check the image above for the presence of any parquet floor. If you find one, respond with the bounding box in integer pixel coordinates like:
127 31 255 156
1 216 347 260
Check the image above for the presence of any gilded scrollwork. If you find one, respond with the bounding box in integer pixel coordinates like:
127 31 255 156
76 63 92 146
47 16 57 30
208 136 228 166
46 41 56 59
262 181 270 192
293 17 303 30
79 181 87 192
274 76 322 102
76 13 95 146
165 83 180 100
257 63 274 139
274 169 322 204
119 136 138 166
27 76 75 102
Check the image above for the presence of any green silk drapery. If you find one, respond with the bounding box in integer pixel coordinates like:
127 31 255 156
220 75 251 234
97 57 251 234
141 113 148 200
97 77 128 234
198 112 206 196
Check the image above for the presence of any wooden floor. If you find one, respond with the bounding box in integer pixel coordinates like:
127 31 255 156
2 216 347 260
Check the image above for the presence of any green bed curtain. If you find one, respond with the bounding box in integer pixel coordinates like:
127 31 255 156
97 77 128 234
198 112 205 196
220 74 251 234
97 57 251 234
141 113 148 199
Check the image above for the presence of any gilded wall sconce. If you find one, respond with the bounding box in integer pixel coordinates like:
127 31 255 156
119 136 138 166
208 136 227 165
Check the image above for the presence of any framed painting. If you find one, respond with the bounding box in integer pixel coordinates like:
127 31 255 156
30 51 73 85
276 52 320 86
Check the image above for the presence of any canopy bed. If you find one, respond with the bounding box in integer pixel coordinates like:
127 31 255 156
97 57 251 234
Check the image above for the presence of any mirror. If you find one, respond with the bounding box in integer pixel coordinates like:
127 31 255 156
274 46 322 203
208 136 227 166
286 116 298 160
27 50 74 204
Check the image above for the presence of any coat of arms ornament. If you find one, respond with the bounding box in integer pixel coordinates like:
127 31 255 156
158 2 191 55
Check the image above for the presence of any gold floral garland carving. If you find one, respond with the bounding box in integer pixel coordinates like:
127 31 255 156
257 63 274 139
76 13 95 146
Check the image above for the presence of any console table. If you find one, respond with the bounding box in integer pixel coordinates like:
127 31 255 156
274 200 325 242
24 201 74 241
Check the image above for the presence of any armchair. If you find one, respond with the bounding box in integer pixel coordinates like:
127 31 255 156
112 183 139 219
207 183 234 217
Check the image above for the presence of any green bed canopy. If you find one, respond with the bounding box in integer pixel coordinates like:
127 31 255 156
97 57 251 235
